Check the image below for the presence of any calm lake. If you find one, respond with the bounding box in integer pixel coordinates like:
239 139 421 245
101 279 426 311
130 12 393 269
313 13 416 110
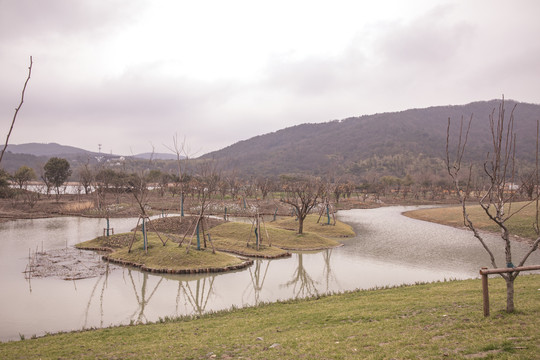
1 206 539 342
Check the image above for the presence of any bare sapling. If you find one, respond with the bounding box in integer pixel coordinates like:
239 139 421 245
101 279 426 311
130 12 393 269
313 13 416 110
280 175 326 234
446 97 540 312
185 160 220 253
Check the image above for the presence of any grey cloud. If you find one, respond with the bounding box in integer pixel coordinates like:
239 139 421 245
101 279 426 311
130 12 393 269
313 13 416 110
0 0 144 42
375 5 475 68
3 1 540 156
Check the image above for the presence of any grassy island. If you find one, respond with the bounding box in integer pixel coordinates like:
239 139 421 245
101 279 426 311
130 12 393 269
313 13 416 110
76 214 355 273
76 233 252 274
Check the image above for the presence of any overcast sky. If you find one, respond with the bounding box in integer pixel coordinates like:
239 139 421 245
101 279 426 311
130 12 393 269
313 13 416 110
1 0 539 156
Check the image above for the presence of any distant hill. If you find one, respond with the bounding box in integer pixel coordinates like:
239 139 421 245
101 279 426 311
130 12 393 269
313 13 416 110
4 100 539 181
6 142 94 157
2 143 115 174
0 143 182 176
202 99 540 179
6 143 181 161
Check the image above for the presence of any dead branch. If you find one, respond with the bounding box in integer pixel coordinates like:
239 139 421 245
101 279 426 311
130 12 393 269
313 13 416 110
1 56 33 164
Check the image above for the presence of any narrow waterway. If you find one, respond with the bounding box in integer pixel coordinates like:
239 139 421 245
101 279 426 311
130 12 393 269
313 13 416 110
1 206 539 342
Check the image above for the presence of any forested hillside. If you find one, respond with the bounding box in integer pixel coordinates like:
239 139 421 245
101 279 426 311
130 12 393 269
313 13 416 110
202 99 540 180
3 100 539 186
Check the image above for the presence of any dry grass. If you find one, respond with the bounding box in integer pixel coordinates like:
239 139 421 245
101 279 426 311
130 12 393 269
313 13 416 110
209 221 342 251
405 201 540 241
60 200 94 212
272 214 356 238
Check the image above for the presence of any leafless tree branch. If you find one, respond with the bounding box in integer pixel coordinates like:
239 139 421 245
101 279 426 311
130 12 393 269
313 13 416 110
0 56 33 164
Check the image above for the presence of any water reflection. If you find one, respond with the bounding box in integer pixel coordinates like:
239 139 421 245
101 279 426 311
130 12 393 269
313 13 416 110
84 263 112 328
281 253 319 298
322 248 338 292
3 206 540 342
243 259 270 305
178 276 216 316
128 271 164 324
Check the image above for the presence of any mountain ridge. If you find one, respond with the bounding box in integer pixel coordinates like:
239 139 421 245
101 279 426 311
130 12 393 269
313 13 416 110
3 99 539 180
6 143 179 161
201 99 540 178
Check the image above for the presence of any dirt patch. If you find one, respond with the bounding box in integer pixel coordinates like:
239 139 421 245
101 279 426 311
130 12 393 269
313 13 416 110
84 233 135 250
25 247 120 280
136 215 225 235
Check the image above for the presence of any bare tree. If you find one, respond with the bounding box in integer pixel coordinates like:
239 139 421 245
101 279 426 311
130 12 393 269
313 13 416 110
165 134 194 217
446 98 540 313
519 171 536 200
256 176 273 200
280 175 325 234
225 169 241 200
1 56 32 165
78 161 94 195
184 160 220 253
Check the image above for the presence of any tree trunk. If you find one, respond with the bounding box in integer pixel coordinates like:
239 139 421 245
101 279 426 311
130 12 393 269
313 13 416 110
298 216 304 234
505 277 515 313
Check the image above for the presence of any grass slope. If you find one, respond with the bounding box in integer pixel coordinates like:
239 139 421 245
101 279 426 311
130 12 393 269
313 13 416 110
2 275 540 359
405 201 539 241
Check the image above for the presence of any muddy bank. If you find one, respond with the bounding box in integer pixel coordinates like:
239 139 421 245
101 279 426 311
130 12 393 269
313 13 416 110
25 247 120 280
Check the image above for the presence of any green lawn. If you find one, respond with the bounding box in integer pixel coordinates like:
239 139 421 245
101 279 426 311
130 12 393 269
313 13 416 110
2 275 540 359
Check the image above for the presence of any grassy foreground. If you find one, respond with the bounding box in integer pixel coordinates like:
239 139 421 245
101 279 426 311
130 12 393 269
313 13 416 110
404 201 539 240
2 275 540 359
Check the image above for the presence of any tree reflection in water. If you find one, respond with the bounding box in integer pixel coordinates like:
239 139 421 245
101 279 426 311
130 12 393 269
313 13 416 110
282 253 319 298
83 262 113 328
127 270 164 324
177 276 216 316
80 250 334 329
243 259 270 305
321 248 339 292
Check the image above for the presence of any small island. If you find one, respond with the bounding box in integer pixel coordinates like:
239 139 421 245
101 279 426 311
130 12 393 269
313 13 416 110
76 214 355 274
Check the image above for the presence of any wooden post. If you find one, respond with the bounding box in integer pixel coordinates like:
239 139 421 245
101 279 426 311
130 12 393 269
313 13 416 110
326 204 330 225
181 194 185 217
261 215 271 247
207 234 216 254
481 267 490 317
479 264 540 317
142 217 147 254
256 210 260 251
128 216 142 253
196 221 200 250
